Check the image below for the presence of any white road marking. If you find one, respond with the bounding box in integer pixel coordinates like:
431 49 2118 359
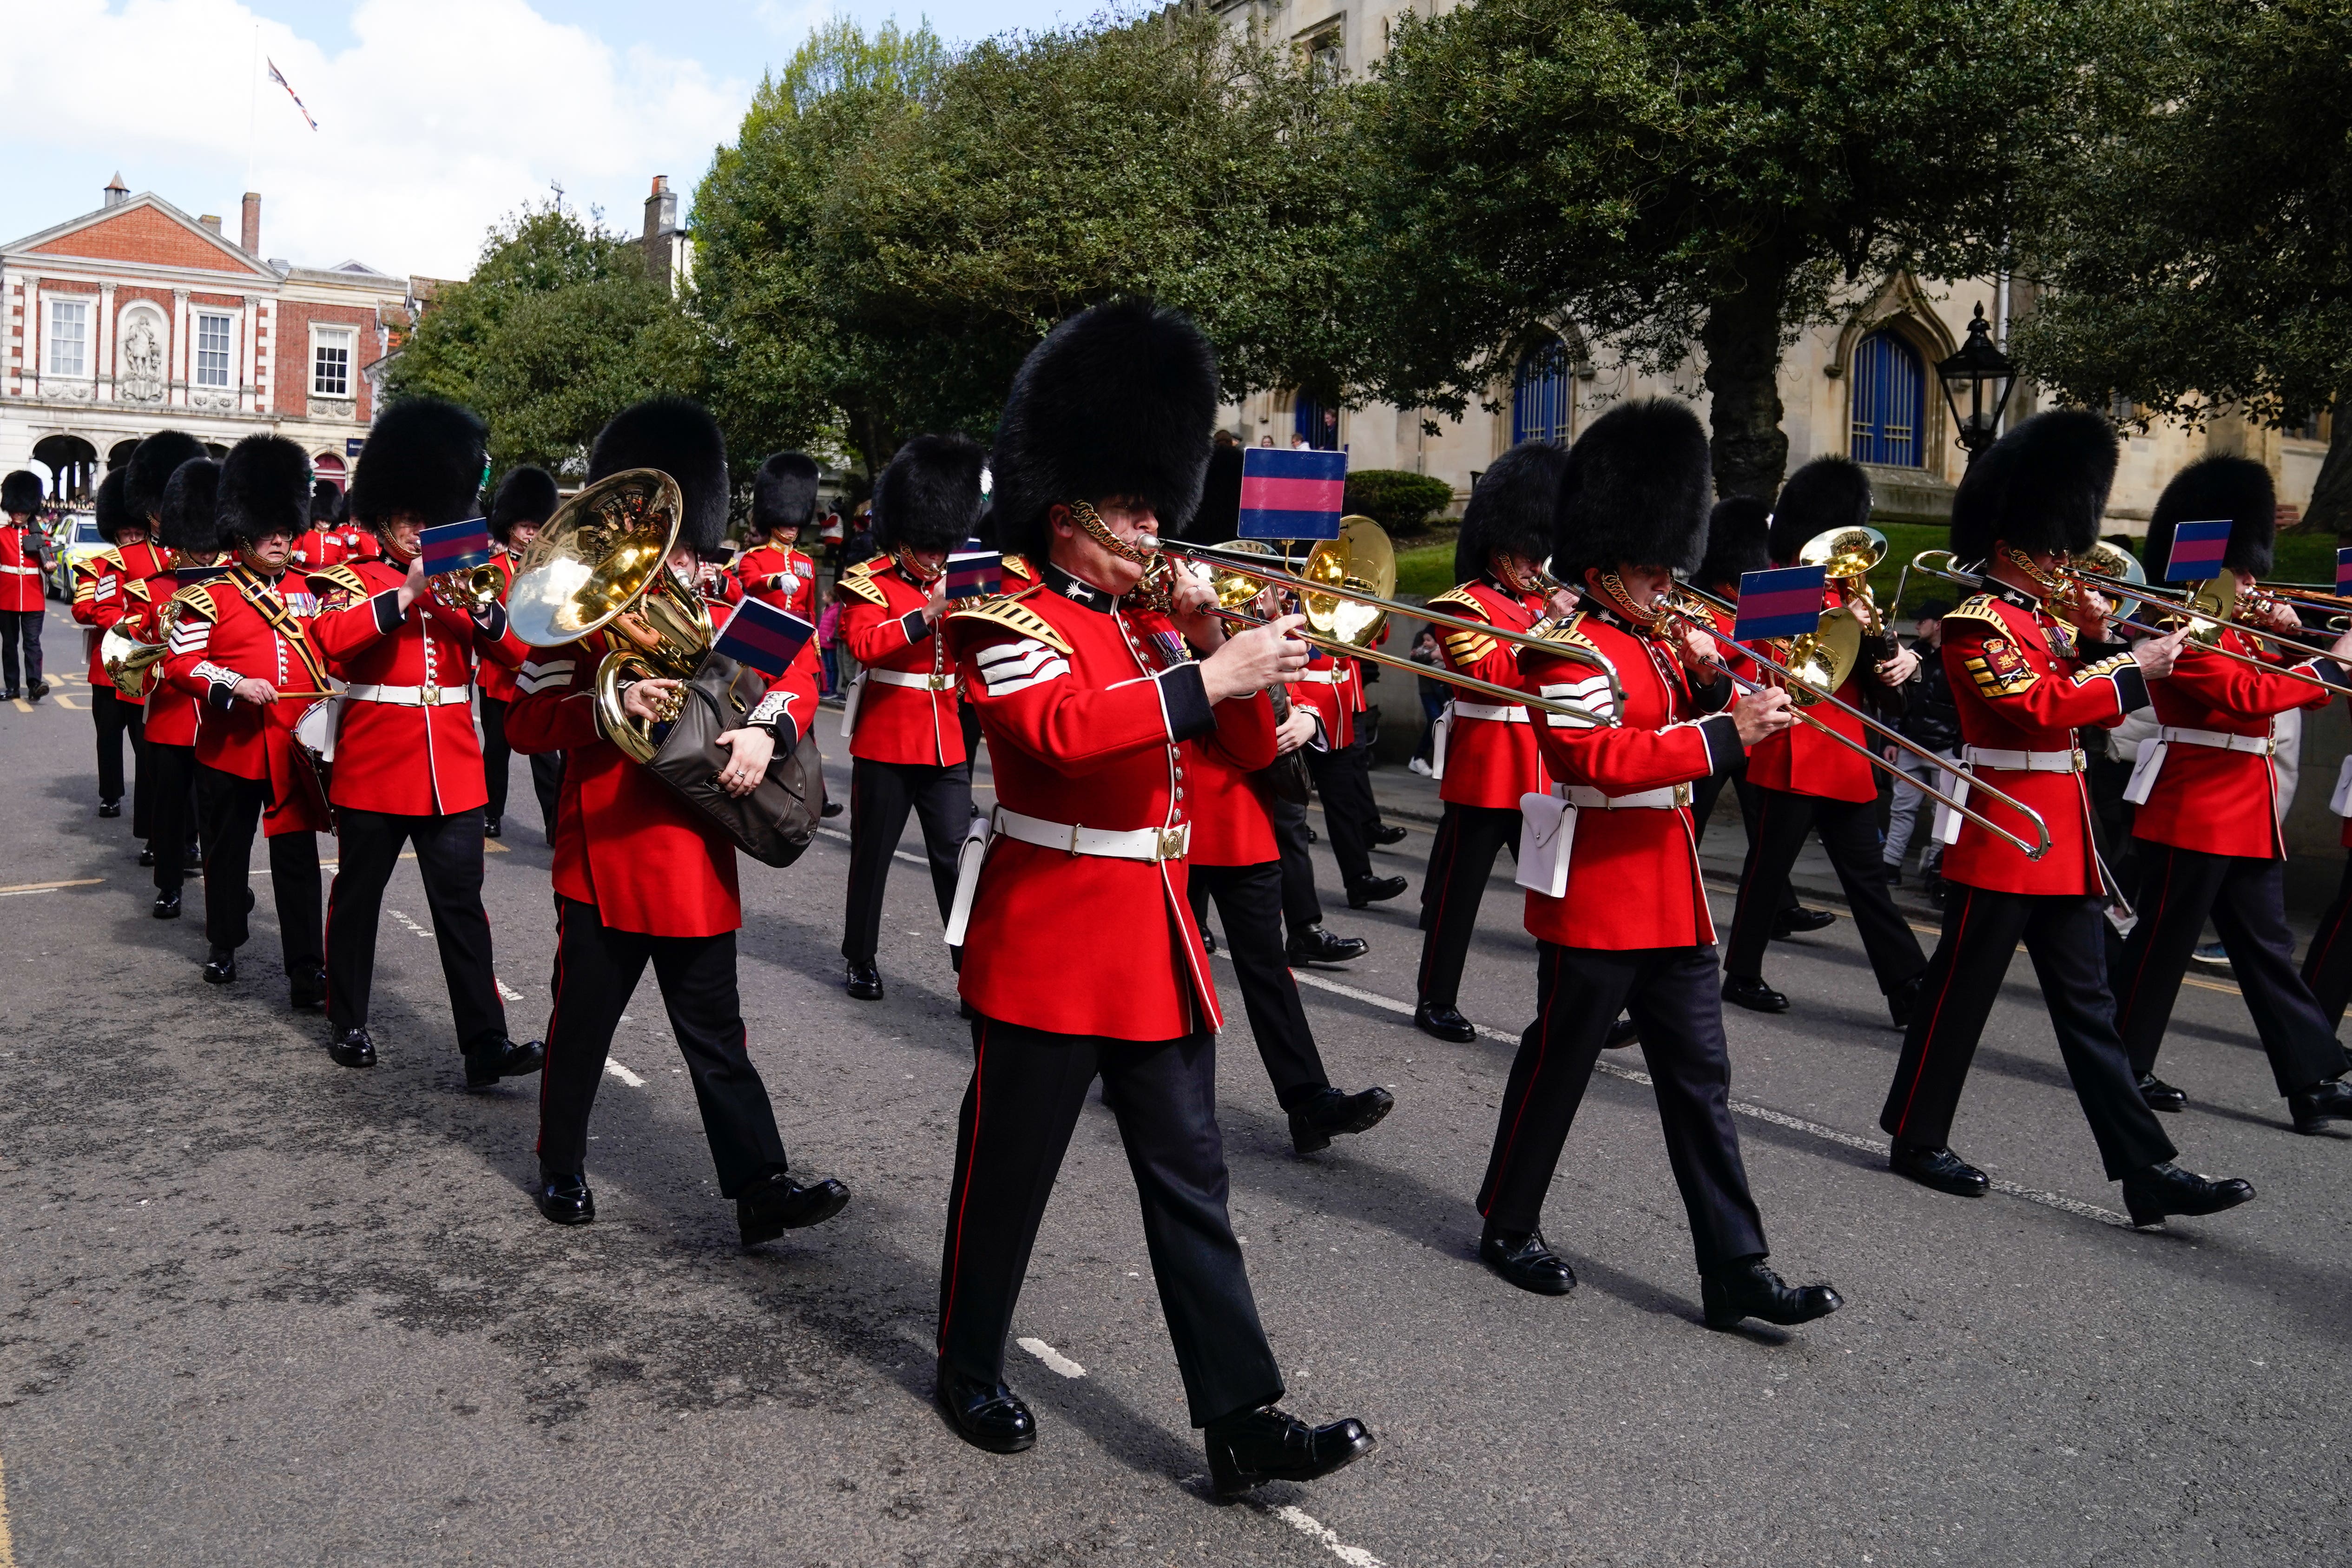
389 909 435 939
1015 1336 1086 1378
1270 1505 1386 1567
0 877 100 895
815 823 928 868
496 980 524 1002
0 888 57 899
605 1061 646 1088
0 1442 15 1568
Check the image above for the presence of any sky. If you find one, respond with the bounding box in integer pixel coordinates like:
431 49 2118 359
0 0 1105 283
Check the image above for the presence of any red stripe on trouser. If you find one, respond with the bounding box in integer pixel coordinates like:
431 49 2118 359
937 1020 987 1356
1481 945 1559 1218
1893 886 1974 1140
535 898 570 1163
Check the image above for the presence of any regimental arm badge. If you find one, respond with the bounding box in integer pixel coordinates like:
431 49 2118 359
1964 636 2039 698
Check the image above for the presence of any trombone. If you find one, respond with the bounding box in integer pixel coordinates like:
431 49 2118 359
1655 581 2054 861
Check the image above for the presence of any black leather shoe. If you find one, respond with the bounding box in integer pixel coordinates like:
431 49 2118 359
738 1169 851 1245
2290 1077 2352 1134
1479 1227 1576 1295
844 962 883 1001
1346 874 1408 909
1286 926 1368 966
1305 824 1318 843
26 681 45 702
1701 1258 1844 1330
1371 823 1409 846
1604 1015 1640 1049
152 889 180 919
1889 1142 1989 1197
820 798 844 819
1772 906 1838 939
1721 974 1789 1014
202 949 237 985
2121 1161 2255 1227
184 850 204 874
483 814 503 839
534 1171 595 1226
1415 1001 1476 1042
937 1367 1036 1454
1206 1405 1375 1498
466 1037 545 1089
289 967 327 1012
1201 926 1218 955
138 845 157 867
1289 1086 1395 1154
327 1027 376 1068
2137 1073 2187 1113
0 688 16 700
1886 974 1925 1029
98 799 121 818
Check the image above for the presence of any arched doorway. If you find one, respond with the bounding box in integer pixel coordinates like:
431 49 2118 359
1512 338 1575 446
1292 394 1340 450
31 434 98 504
107 438 140 470
311 452 346 491
1849 330 1927 468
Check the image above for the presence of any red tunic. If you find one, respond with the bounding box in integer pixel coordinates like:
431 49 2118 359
160 567 330 835
309 560 526 817
71 548 126 688
1938 586 2144 897
1293 651 1352 750
2130 627 2339 860
840 561 964 766
289 528 343 574
731 543 818 623
0 519 42 613
1740 580 1877 803
1429 578 1548 809
1518 606 1743 949
477 553 523 704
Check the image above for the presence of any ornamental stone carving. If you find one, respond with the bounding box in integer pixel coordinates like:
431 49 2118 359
119 314 166 402
308 397 357 422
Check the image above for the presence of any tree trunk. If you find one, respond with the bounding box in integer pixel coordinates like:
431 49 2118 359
1700 269 1791 503
2306 393 2352 537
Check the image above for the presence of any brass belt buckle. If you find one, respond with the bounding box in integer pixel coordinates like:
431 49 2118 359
2070 747 2085 772
1673 782 1691 808
421 683 441 705
1158 826 1186 861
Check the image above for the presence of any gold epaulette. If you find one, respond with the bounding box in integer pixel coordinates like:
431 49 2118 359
124 577 152 603
947 588 1072 655
837 571 888 607
1001 553 1034 580
843 556 884 579
171 581 220 620
307 564 370 600
1425 585 1489 619
1942 593 2009 630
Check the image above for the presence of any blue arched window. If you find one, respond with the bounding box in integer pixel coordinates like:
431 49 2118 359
1512 339 1573 446
1292 394 1340 449
1849 330 1926 467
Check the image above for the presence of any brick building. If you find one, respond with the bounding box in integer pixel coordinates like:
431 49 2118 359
1 175 417 503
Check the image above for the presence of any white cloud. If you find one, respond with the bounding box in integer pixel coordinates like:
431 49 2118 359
0 0 750 279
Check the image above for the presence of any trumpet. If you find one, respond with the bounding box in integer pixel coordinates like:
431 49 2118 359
428 560 506 617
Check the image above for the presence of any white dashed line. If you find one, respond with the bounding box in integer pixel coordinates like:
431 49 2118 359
495 979 525 1002
605 1061 646 1088
1015 1336 1086 1378
1269 1505 1386 1567
389 909 434 939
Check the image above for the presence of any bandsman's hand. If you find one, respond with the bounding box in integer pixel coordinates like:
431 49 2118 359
622 676 683 723
232 676 279 706
1731 686 1794 747
1200 613 1311 703
1545 584 1576 621
1679 623 1719 671
1168 561 1228 652
922 576 949 624
2133 626 2190 681
1876 645 1920 685
2253 593 2303 634
2327 624 2352 662
1273 707 1319 756
396 552 427 613
713 726 776 797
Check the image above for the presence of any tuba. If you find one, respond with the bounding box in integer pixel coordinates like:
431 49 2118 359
102 625 167 700
1796 523 1896 714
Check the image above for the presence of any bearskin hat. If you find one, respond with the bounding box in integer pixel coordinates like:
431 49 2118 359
751 452 821 539
348 396 488 531
1187 441 1245 543
875 435 986 554
1552 398 1713 579
586 396 729 555
1947 409 2117 565
217 435 312 545
310 480 342 527
487 465 560 544
1455 441 1570 584
2147 455 2275 580
158 458 224 555
988 299 1219 564
1768 455 1873 566
92 468 132 544
126 430 206 522
1696 494 1772 592
2 469 43 516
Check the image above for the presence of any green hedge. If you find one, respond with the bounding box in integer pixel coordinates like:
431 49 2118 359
1346 469 1455 536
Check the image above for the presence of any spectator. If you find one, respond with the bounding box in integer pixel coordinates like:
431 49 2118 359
1408 624 1446 776
817 597 843 698
1881 605 1957 899
843 502 876 570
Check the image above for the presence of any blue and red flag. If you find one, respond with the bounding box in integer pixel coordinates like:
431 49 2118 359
1238 448 1346 541
945 541 1002 600
714 594 815 677
1732 564 1827 642
2335 546 2352 596
176 563 229 590
2161 519 2231 582
420 517 493 575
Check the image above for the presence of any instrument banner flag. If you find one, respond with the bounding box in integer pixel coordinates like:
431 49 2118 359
714 595 815 677
2335 546 2352 595
421 517 493 575
946 542 1002 600
2162 518 2231 582
175 563 229 590
1239 448 1346 540
1733 565 1827 641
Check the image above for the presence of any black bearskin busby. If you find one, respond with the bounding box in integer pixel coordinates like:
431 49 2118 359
988 299 1219 565
347 397 488 532
751 452 821 540
2 470 42 517
1188 441 1245 542
126 430 206 522
875 435 986 554
1768 455 1873 566
217 435 312 546
1552 398 1713 579
158 458 224 556
1456 441 1570 584
487 465 560 545
92 468 132 545
1696 494 1772 592
2146 455 2276 581
586 396 729 555
309 480 342 527
1947 409 2117 566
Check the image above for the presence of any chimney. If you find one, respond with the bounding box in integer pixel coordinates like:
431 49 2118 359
642 174 683 292
103 172 129 208
198 214 223 234
241 191 262 254
643 175 677 243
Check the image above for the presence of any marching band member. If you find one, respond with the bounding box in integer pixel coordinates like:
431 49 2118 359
936 301 1373 1496
1414 442 1564 1042
140 451 224 916
2110 458 2352 1129
835 435 982 1001
1476 398 1841 1330
311 399 539 1084
506 397 850 1244
733 453 822 622
289 481 345 574
479 465 561 840
1877 412 2254 1227
160 436 328 1007
119 433 210 862
0 469 46 702
1720 458 1927 1023
1296 646 1407 908
73 471 142 820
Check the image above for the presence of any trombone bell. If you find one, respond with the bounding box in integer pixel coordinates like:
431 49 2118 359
1298 515 1397 648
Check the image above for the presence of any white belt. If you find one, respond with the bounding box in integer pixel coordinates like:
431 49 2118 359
343 681 472 706
994 805 1190 863
868 667 954 692
2154 725 2273 756
2124 725 2274 808
1451 702 1530 723
1961 745 2084 774
0 563 38 574
1295 669 1342 685
1562 782 1691 810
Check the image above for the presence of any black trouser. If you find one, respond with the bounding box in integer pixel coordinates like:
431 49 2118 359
480 692 514 823
2115 844 2348 1096
195 764 322 973
1304 741 1377 890
937 1014 1283 1427
326 806 508 1055
1882 886 2176 1178
842 757 970 965
536 895 788 1196
1724 785 1924 994
1417 801 1520 1010
91 685 140 806
1479 941 1767 1272
1270 795 1324 938
0 608 41 690
2303 858 2352 1030
1187 860 1331 1110
148 740 200 892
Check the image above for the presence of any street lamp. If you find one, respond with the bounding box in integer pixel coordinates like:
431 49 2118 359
1937 302 2017 465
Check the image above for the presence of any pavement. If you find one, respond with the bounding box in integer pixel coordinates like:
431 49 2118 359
3 602 2350 1567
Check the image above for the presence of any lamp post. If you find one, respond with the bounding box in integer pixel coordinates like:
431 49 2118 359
1937 302 2018 466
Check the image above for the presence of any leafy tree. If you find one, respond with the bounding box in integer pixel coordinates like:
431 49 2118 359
2011 0 2352 533
1349 0 2108 499
1344 468 1455 536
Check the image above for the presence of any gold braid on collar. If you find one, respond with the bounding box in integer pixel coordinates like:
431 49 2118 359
1067 500 1151 565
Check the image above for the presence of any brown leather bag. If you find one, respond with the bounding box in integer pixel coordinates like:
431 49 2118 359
642 654 827 868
